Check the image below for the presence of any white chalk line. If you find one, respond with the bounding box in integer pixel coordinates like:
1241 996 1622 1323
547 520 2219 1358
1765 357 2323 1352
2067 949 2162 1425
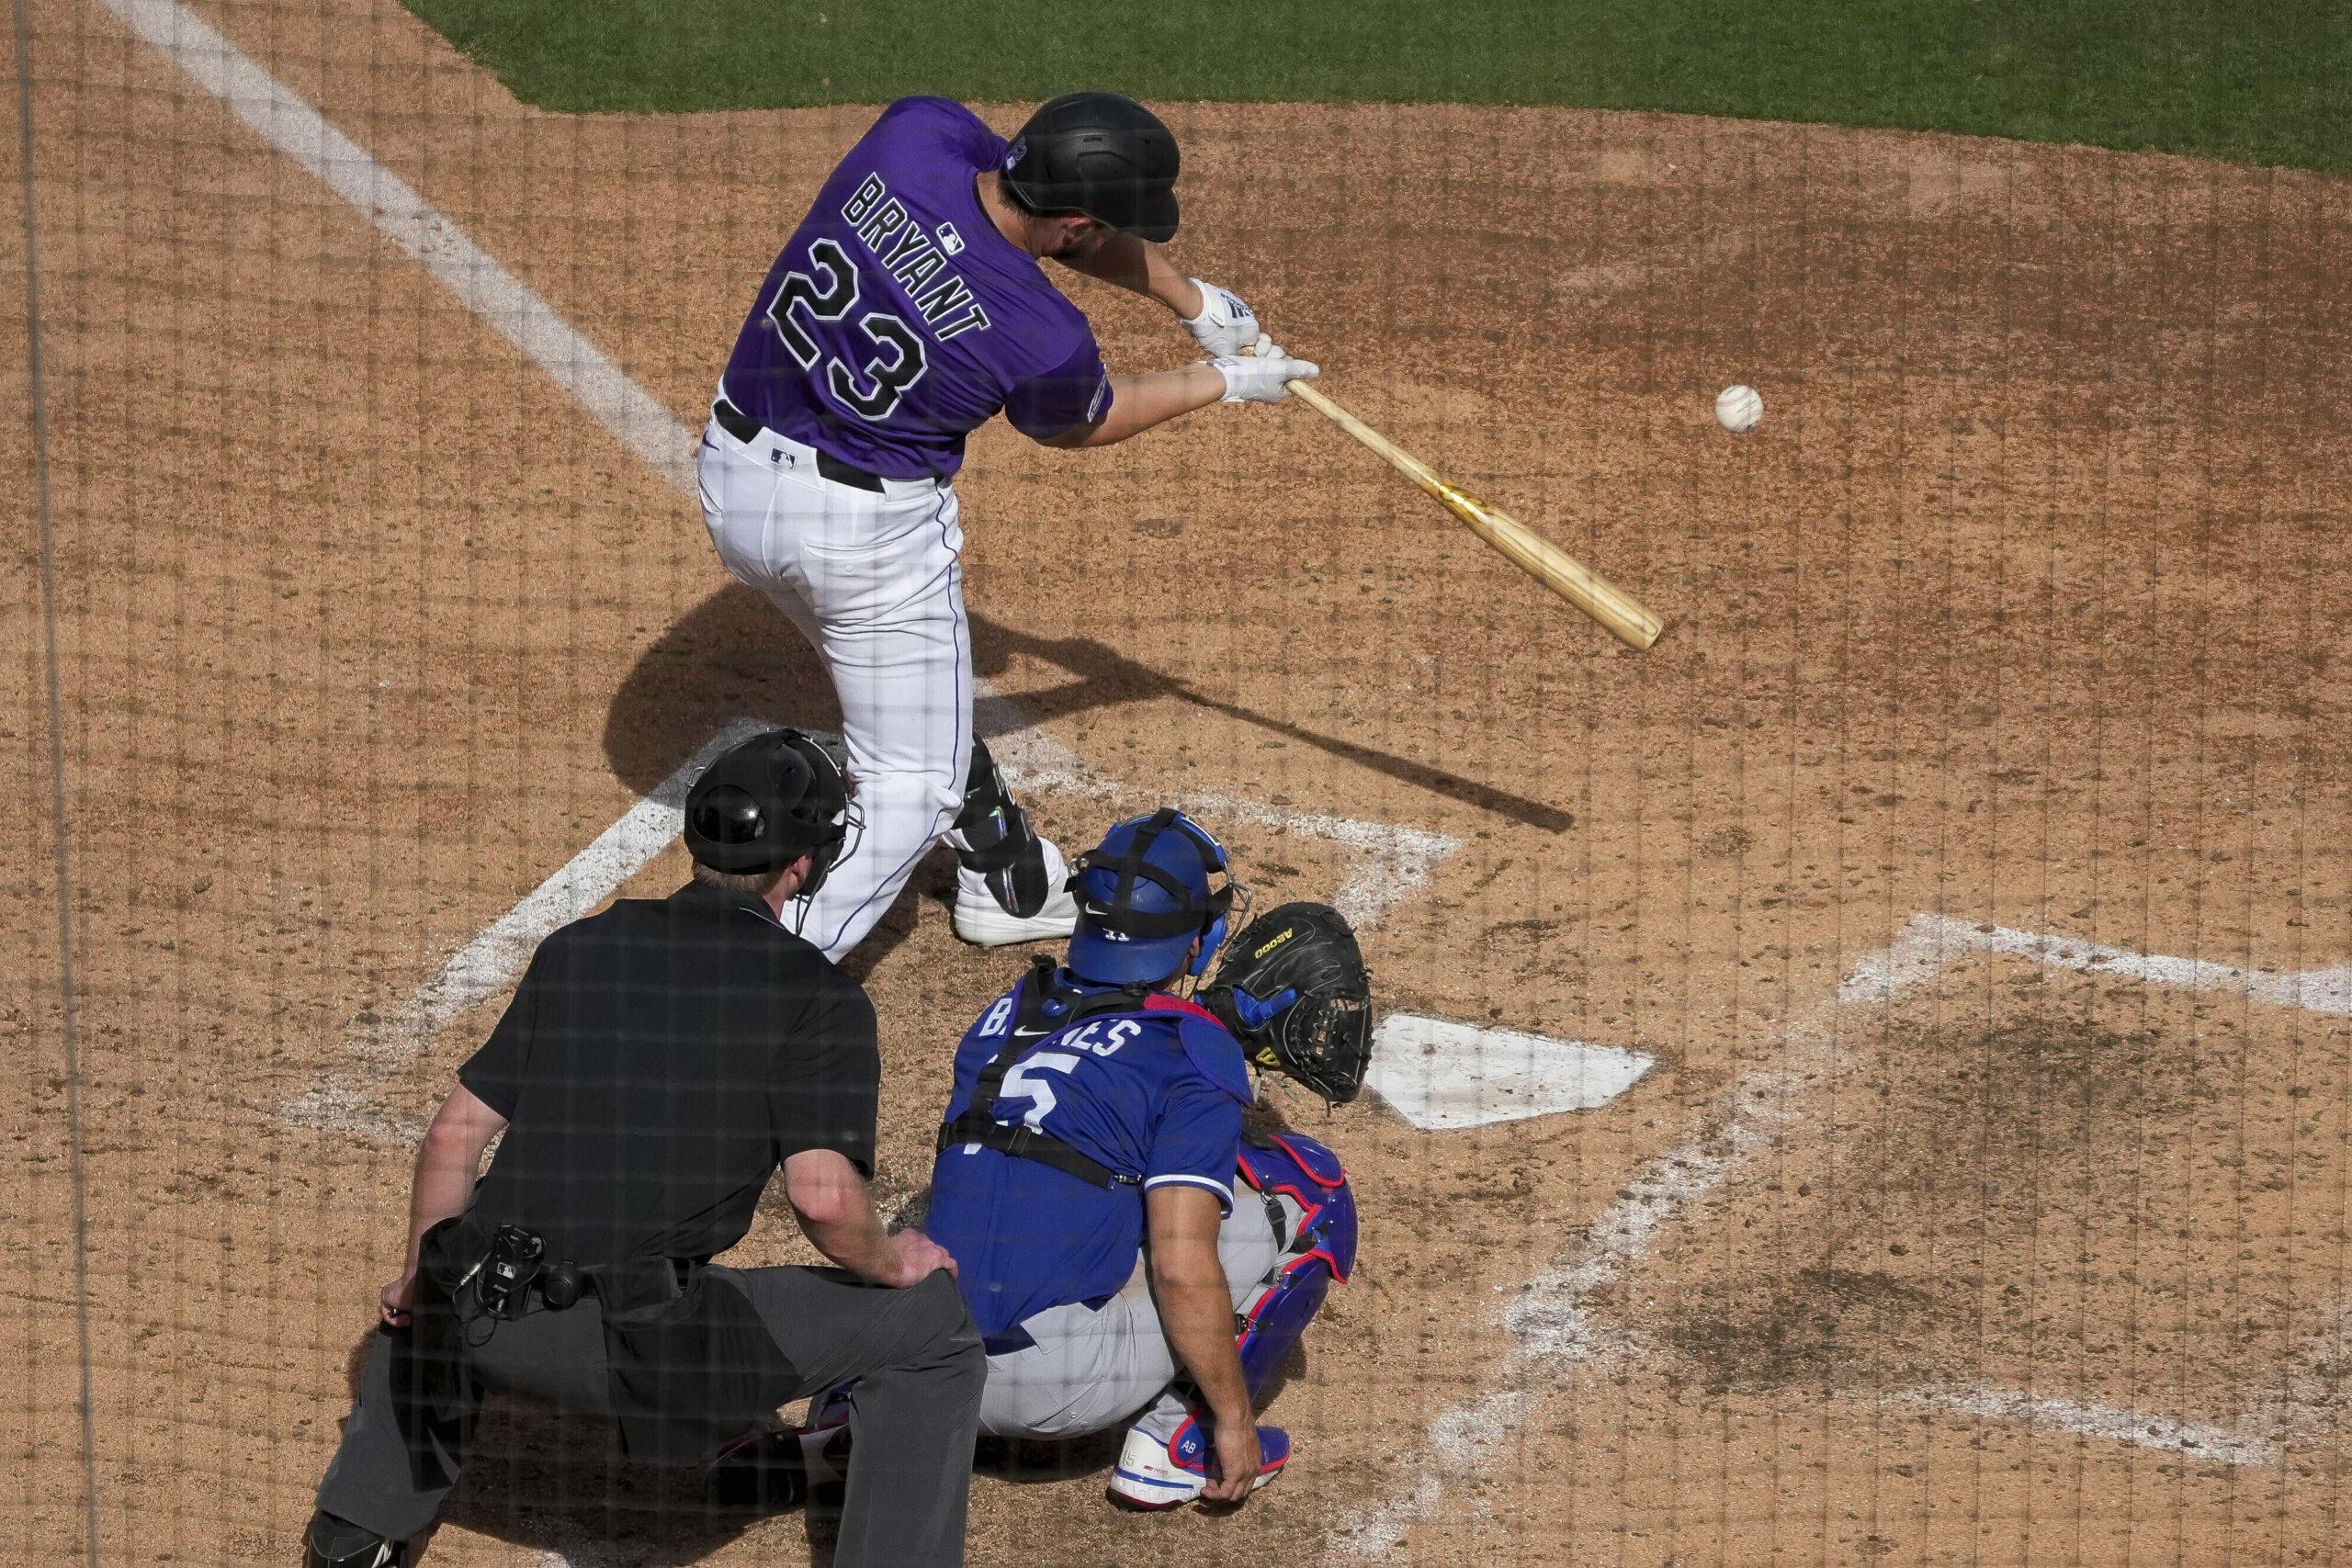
95 0 697 496
1333 913 2352 1557
1843 911 2352 1015
1901 1383 2270 1468
980 704 1462 932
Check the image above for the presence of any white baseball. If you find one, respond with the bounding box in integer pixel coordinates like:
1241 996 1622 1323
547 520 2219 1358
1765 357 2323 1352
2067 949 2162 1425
1715 384 1763 434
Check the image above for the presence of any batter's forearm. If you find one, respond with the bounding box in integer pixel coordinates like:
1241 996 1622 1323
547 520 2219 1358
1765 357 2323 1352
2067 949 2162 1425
1075 364 1227 447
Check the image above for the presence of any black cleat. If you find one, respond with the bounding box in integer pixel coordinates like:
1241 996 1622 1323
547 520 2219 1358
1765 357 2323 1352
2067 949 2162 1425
303 1510 405 1568
950 740 1076 943
707 1428 811 1516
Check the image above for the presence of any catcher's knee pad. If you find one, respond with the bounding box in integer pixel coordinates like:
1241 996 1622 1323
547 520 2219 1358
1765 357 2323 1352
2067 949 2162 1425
951 739 1051 918
1233 1132 1356 1393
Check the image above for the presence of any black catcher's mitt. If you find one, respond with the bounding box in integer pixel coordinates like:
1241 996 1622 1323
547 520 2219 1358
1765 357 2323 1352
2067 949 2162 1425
1202 902 1374 1105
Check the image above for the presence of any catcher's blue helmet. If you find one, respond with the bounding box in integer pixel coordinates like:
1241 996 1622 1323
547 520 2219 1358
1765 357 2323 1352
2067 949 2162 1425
1066 808 1236 985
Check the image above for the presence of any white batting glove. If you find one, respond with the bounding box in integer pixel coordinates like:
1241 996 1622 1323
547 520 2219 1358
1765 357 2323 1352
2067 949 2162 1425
1213 341 1318 404
1182 278 1262 357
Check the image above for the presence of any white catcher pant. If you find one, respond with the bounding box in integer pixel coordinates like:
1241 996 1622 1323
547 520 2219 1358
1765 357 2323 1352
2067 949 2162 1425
978 1194 1285 1439
697 413 970 963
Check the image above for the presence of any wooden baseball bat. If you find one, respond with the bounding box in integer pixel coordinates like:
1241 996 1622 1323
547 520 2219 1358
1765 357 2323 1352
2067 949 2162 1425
1285 379 1665 651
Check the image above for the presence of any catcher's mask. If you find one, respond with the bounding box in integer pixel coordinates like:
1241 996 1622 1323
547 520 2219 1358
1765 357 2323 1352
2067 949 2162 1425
682 728 850 897
1066 807 1238 985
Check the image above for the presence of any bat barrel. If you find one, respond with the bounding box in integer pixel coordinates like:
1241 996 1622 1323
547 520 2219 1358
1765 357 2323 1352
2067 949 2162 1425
1287 380 1664 650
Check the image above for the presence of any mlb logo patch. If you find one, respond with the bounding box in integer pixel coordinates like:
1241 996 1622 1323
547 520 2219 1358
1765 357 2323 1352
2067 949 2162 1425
936 222 965 256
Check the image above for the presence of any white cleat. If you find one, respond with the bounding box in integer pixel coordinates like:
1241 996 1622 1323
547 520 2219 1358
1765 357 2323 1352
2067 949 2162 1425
1106 1406 1289 1510
952 835 1078 946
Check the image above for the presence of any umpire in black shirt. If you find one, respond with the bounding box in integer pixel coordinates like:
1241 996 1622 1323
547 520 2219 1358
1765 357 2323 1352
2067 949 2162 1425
304 728 983 1567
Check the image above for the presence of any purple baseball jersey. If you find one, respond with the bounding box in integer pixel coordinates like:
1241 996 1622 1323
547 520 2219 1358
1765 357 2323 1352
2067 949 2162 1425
718 97 1112 480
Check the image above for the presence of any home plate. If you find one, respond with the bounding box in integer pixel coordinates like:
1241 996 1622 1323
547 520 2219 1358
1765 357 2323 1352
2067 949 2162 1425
1363 1015 1656 1131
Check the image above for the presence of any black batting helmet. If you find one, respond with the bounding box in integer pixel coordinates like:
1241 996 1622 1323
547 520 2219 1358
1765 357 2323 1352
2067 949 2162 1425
1001 93 1180 243
683 728 850 895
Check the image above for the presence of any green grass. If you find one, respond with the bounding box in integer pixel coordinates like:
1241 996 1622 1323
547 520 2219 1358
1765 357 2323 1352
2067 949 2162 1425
404 0 2351 175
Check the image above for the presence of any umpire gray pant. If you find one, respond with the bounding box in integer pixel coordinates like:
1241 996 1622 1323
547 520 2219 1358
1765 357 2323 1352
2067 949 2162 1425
315 1266 982 1568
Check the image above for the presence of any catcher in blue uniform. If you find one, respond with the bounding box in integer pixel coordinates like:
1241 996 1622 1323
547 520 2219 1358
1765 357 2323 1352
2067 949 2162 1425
916 808 1374 1507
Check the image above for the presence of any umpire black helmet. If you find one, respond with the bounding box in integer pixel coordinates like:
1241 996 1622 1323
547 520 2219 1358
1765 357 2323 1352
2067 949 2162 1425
1001 93 1180 243
683 728 850 894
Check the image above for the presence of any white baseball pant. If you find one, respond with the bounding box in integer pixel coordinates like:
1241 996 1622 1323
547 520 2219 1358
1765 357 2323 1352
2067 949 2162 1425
697 412 970 964
978 1191 1285 1438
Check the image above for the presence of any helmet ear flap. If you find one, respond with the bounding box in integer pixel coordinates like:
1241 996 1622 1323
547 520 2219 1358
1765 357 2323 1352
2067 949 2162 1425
1190 912 1228 977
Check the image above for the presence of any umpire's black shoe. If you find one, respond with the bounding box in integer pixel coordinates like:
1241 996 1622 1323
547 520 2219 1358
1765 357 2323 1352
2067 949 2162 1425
706 1427 812 1515
303 1510 405 1568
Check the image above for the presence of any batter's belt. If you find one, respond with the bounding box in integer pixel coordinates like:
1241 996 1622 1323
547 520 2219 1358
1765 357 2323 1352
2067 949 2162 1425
711 396 889 492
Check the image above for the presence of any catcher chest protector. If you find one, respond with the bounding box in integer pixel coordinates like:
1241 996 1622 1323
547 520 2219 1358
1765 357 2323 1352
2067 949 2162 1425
1233 1130 1357 1396
936 958 1227 1189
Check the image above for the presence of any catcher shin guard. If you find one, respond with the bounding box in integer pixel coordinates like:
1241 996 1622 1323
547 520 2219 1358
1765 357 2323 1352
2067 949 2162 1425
950 739 1078 943
1234 1132 1356 1395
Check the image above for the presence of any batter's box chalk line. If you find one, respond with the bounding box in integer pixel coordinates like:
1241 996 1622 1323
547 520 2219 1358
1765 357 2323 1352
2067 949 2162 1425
282 715 1466 1143
977 694 1464 933
1331 911 2352 1560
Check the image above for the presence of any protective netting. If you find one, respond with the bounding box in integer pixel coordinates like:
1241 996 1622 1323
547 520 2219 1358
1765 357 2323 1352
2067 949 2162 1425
7 2 2351 1564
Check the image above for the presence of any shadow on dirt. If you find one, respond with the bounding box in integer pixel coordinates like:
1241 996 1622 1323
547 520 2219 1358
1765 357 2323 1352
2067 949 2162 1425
971 1427 1125 1487
438 1394 806 1566
602 584 1573 832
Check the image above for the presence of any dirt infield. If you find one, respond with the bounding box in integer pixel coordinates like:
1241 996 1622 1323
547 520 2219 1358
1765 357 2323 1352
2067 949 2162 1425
6 0 2351 1563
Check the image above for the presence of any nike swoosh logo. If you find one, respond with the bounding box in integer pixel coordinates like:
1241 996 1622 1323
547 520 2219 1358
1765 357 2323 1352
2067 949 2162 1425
1010 1026 1052 1040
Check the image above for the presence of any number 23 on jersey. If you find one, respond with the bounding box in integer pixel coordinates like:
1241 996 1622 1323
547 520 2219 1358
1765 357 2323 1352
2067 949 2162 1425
766 237 933 422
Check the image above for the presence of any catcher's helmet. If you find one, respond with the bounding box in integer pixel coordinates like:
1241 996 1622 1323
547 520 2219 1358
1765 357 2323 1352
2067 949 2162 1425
1066 807 1236 984
683 728 850 894
1001 93 1180 243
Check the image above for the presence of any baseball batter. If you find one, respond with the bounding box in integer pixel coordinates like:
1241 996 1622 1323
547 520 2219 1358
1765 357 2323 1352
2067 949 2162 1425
700 93 1318 961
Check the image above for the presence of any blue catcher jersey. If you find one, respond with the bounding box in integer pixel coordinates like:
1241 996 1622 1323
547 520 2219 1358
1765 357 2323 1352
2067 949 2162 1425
718 96 1112 480
925 970 1253 1337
